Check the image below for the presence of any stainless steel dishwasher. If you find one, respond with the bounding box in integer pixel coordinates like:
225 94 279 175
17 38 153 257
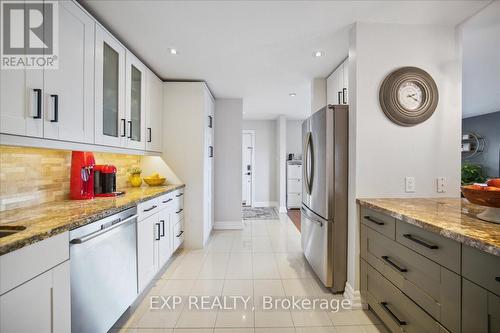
70 207 138 333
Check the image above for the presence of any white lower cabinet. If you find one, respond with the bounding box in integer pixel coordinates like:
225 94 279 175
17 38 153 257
157 208 172 269
137 213 159 293
0 260 71 333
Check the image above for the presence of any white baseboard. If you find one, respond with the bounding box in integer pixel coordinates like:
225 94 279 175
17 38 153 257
213 221 244 230
343 281 366 309
278 206 287 213
253 201 278 207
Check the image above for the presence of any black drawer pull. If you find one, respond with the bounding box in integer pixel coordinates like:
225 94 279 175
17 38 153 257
162 198 173 204
495 277 500 282
160 220 165 237
155 223 161 241
382 256 407 272
364 216 385 226
176 208 183 214
403 233 438 249
175 193 184 197
176 230 184 238
143 205 157 212
380 302 406 326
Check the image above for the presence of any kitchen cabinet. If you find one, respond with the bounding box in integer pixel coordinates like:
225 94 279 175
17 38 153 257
0 1 94 142
462 278 500 333
125 51 147 150
0 261 71 333
94 25 127 147
157 207 172 268
287 163 302 209
145 69 164 152
137 212 159 293
327 59 348 105
204 99 215 242
43 1 95 143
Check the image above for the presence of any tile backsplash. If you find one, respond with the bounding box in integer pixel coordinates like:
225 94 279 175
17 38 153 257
0 145 141 211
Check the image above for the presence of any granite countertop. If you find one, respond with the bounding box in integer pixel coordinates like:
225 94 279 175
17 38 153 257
357 197 500 257
0 184 185 256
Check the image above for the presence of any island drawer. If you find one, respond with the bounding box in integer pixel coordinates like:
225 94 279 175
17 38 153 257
361 207 396 239
396 221 461 274
462 244 500 296
361 225 460 332
361 259 450 333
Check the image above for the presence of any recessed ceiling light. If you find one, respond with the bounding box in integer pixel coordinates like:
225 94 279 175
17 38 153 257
169 48 177 55
313 51 323 57
289 93 296 97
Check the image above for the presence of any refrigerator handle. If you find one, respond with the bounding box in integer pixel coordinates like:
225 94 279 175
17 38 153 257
304 132 312 195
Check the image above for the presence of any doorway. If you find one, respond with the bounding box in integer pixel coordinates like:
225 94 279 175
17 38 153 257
242 130 255 207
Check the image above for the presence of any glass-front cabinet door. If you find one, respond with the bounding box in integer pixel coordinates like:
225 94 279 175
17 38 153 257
94 26 126 147
125 51 146 150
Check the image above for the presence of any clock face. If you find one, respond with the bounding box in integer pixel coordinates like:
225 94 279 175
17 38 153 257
397 81 425 111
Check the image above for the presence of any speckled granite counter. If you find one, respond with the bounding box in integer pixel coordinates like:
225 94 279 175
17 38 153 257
357 198 500 257
0 184 185 255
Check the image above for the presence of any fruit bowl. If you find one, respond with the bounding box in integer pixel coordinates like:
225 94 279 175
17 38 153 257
143 177 166 186
461 184 500 223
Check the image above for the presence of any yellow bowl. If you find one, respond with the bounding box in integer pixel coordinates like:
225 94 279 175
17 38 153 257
143 177 166 186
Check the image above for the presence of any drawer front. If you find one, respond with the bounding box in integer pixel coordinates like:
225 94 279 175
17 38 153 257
287 179 302 193
287 164 302 179
173 219 184 251
287 193 301 208
137 197 159 220
361 259 448 333
396 221 461 273
462 244 500 296
360 207 396 239
158 192 175 211
361 225 460 332
0 232 69 295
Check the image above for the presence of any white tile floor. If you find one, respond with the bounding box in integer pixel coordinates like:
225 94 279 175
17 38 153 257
111 214 387 333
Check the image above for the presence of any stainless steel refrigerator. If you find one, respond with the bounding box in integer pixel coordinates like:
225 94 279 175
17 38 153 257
301 104 348 292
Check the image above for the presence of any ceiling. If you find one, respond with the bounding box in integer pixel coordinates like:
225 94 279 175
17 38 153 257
81 0 489 120
462 0 500 119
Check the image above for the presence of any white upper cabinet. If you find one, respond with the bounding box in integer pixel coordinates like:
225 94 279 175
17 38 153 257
145 69 163 152
125 51 147 150
94 25 127 148
326 58 348 105
43 1 95 143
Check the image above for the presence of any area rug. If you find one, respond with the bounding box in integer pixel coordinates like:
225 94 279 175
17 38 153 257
242 207 279 220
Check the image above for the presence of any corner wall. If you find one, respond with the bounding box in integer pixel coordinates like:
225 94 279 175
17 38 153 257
347 22 462 299
214 99 243 228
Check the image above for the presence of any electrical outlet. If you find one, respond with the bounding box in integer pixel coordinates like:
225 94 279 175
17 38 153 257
437 177 446 193
405 176 416 193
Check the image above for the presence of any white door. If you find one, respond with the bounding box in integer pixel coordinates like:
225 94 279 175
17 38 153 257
125 51 146 150
43 1 95 143
94 26 127 147
242 131 254 207
145 69 163 152
157 208 171 268
137 214 158 293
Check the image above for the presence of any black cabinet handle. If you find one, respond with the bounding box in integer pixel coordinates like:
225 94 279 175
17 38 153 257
337 91 342 104
162 198 173 204
209 146 213 158
363 216 385 226
380 302 406 326
176 230 184 238
33 89 42 119
50 94 58 122
403 234 438 249
160 220 165 237
342 88 347 104
381 256 407 272
121 119 126 137
208 115 213 128
127 120 132 139
143 205 157 212
155 223 161 241
147 127 152 142
175 193 184 198
176 208 183 214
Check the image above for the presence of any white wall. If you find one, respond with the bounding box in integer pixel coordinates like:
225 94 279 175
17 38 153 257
286 120 303 156
242 120 277 206
277 116 287 212
214 99 243 228
347 22 462 299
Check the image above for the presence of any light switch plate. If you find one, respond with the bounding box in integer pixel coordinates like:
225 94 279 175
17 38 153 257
437 177 446 193
405 176 416 193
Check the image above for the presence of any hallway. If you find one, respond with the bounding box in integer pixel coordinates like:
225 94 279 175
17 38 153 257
112 215 386 333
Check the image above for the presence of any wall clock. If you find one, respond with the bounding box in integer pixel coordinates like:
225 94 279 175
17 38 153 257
379 66 439 126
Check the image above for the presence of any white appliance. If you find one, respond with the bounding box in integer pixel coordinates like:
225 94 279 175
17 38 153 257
287 161 302 209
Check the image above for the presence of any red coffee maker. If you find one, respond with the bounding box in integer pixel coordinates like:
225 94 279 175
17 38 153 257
70 151 96 200
94 164 124 197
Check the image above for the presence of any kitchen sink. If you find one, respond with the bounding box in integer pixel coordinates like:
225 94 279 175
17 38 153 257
0 226 26 238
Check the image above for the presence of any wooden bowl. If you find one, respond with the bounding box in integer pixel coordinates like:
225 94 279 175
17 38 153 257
461 185 500 208
143 177 166 186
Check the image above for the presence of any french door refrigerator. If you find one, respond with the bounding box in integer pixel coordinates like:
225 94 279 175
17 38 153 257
301 104 348 292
